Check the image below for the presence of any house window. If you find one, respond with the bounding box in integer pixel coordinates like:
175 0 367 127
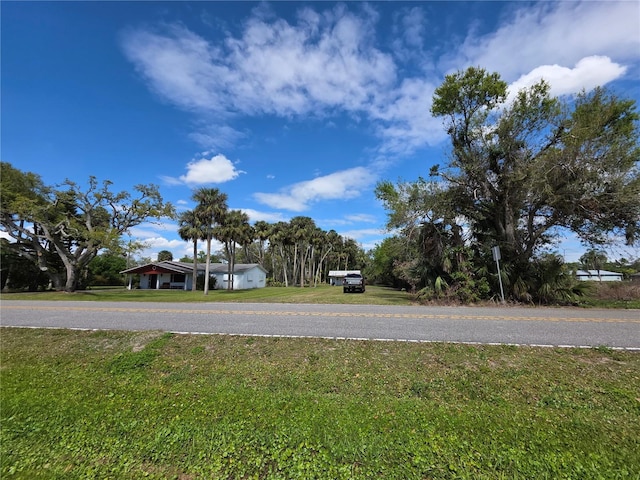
171 274 186 283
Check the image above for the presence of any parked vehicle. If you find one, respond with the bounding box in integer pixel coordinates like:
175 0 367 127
343 273 365 293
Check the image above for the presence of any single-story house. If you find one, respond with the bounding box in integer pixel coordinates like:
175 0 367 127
575 269 623 282
328 270 361 286
120 261 267 290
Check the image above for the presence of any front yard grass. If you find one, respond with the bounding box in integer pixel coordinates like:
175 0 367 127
0 284 414 306
2 328 638 479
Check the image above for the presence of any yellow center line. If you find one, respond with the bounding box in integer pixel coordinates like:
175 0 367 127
2 305 638 324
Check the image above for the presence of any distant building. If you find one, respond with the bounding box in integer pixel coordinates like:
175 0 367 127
574 269 623 282
121 261 267 290
328 270 361 286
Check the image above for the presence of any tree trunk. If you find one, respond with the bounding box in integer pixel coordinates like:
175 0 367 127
279 245 288 287
64 263 78 292
226 242 234 291
191 240 198 291
204 237 212 295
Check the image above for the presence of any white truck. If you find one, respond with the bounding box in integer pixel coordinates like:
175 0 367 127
343 273 365 293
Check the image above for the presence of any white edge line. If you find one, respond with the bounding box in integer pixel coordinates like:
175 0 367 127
3 325 640 351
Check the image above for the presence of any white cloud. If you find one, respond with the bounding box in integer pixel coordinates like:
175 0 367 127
254 166 377 211
121 24 226 113
163 153 244 185
239 208 288 223
122 2 639 162
507 56 627 101
451 1 639 81
370 77 446 155
338 227 386 240
189 124 246 151
344 213 378 224
121 6 395 118
119 5 440 157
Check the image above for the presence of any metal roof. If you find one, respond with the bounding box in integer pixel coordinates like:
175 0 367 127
121 261 266 275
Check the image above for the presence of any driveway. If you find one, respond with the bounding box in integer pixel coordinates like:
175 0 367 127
2 300 639 349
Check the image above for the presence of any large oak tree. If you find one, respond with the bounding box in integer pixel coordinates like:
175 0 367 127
0 163 174 292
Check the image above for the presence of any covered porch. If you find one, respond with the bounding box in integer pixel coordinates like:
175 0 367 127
120 261 203 290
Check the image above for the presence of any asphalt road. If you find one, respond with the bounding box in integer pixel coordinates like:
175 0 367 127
1 300 639 349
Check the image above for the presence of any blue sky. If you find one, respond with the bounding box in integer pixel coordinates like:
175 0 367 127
2 1 639 262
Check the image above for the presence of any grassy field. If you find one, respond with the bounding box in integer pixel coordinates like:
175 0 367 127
2 328 639 479
2 282 639 308
0 284 415 306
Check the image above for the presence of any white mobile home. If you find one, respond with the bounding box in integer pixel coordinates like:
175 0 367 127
328 270 361 286
575 270 623 282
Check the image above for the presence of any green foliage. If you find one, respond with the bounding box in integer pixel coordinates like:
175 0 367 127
529 254 590 305
2 328 639 479
0 163 174 292
214 209 252 290
156 250 173 262
0 239 50 291
364 236 408 288
192 187 228 295
377 67 640 304
87 253 127 286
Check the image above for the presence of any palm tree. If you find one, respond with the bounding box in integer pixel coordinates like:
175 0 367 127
289 216 316 287
177 209 204 291
214 210 252 290
253 220 272 267
269 221 295 286
580 249 608 281
192 188 228 295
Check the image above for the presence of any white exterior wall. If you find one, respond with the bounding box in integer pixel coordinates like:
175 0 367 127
575 270 623 282
214 268 266 290
328 270 361 286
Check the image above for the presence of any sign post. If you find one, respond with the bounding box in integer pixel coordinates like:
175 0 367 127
492 246 505 304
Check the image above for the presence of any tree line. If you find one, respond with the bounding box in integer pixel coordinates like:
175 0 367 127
0 165 366 293
2 66 638 302
177 188 366 293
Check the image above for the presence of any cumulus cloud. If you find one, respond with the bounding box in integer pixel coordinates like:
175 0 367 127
253 166 377 211
162 153 244 186
507 56 628 101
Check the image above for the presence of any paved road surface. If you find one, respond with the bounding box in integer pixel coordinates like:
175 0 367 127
2 300 639 349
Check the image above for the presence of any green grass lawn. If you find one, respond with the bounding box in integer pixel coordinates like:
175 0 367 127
0 284 414 306
3 282 639 308
2 328 639 479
